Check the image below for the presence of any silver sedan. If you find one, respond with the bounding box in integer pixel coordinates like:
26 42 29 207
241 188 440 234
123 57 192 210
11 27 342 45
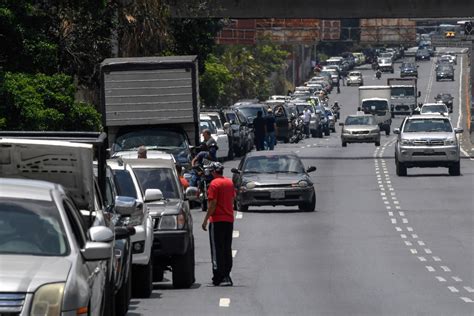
340 114 381 147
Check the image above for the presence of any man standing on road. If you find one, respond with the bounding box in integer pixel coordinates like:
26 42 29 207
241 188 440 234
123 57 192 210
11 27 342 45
253 110 266 151
202 162 235 286
303 106 311 138
202 129 218 160
265 108 277 150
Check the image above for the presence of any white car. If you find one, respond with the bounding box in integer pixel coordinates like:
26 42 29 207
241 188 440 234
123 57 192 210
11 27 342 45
346 71 364 86
440 54 457 65
200 113 230 161
420 103 449 116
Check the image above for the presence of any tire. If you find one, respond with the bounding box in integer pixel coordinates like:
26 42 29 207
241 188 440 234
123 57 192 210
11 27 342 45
324 128 330 136
391 112 395 118
342 141 347 147
396 158 407 176
103 275 116 316
115 265 131 316
448 161 461 176
375 141 380 147
237 198 248 212
331 127 336 133
132 259 153 298
299 191 316 212
153 263 164 282
172 239 195 289
385 128 390 136
284 137 289 143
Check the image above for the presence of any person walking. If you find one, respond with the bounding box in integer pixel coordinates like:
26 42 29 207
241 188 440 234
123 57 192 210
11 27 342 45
265 108 277 150
201 162 236 286
252 110 266 151
303 106 311 138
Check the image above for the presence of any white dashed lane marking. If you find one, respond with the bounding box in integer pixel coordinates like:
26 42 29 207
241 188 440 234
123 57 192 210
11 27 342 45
232 250 238 258
448 286 460 293
232 230 240 238
219 298 231 307
436 276 447 282
426 266 436 272
236 212 243 219
464 286 474 293
460 297 474 303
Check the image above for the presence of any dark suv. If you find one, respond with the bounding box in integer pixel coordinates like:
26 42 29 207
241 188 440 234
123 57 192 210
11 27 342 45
415 48 431 61
436 64 454 81
400 62 418 78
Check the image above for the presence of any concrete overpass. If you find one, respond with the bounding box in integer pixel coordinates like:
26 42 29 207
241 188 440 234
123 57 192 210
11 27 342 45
172 1 473 19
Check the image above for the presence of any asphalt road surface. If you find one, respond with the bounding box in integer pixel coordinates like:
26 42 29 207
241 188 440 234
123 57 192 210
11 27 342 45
128 49 474 316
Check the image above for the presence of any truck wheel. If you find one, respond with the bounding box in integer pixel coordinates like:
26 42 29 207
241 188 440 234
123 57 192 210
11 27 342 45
375 141 380 147
237 199 248 212
448 161 461 176
132 260 153 298
115 265 131 316
103 275 116 316
299 191 316 212
172 239 195 289
153 264 164 282
396 159 407 176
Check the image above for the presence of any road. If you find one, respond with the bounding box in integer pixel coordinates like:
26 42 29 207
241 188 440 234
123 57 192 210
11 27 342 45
128 50 474 316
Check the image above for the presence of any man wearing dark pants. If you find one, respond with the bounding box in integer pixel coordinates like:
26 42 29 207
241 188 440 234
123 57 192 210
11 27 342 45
253 110 266 151
202 162 236 286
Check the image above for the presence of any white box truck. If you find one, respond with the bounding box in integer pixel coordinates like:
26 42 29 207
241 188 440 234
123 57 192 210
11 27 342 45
100 56 200 169
359 86 392 135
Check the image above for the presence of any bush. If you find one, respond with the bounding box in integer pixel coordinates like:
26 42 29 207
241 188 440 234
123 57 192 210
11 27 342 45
1 72 102 131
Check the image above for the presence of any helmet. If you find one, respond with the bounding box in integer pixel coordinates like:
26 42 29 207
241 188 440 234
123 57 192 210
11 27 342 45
208 161 224 172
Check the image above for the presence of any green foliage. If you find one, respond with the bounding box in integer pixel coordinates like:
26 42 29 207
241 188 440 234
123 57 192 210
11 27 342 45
200 55 232 107
1 72 101 131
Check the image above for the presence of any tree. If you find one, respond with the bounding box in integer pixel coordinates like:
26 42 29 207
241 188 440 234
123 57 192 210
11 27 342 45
199 55 232 107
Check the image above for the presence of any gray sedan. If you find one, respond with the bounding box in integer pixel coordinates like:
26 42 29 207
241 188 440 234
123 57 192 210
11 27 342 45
0 178 113 316
232 152 317 212
340 114 381 147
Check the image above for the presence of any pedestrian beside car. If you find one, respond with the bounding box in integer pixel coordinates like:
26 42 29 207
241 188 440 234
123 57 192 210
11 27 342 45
303 106 311 138
137 145 147 158
176 164 189 189
253 110 266 151
201 162 236 286
265 108 277 150
189 143 215 187
202 129 218 160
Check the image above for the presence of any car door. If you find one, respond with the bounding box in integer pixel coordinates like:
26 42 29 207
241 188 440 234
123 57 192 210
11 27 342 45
63 199 105 315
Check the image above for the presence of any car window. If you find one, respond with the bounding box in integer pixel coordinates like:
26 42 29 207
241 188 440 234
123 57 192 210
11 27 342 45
243 156 305 173
403 119 453 132
63 199 88 249
113 169 139 199
421 105 448 113
0 198 70 256
115 129 188 151
208 114 223 129
200 119 217 134
345 116 375 125
134 167 180 199
226 112 237 123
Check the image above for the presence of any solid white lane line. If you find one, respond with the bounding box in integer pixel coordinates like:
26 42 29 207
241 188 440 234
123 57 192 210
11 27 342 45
448 286 459 293
441 266 451 272
232 230 240 238
426 266 435 272
436 276 446 282
232 250 238 257
460 297 474 303
456 55 463 129
452 276 463 282
219 298 231 307
418 256 427 262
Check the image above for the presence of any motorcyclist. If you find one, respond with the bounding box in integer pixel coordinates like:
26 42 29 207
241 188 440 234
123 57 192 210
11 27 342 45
332 101 341 120
375 68 382 79
189 142 216 187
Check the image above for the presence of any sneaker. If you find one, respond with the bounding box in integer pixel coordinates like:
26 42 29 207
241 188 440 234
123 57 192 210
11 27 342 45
220 276 233 287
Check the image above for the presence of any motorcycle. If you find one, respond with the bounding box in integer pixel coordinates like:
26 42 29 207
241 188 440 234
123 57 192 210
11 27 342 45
375 70 382 80
191 164 213 212
331 104 341 121
289 116 304 143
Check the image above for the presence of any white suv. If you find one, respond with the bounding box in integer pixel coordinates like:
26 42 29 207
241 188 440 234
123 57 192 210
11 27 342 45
394 115 463 176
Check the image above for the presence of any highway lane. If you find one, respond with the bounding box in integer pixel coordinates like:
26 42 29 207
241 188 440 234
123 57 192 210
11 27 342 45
128 50 473 315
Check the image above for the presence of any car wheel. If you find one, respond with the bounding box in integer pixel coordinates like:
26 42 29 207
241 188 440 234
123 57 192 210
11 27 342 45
342 141 347 147
375 141 380 147
324 128 330 136
396 158 407 176
448 161 461 176
318 129 323 138
172 238 195 289
132 259 153 298
115 264 131 316
331 127 336 133
103 274 116 316
391 112 395 118
153 263 164 282
236 198 248 212
385 128 390 136
299 190 316 212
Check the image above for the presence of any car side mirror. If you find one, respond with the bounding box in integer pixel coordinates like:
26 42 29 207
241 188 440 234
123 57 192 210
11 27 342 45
88 226 114 243
223 122 231 129
231 168 240 174
339 122 344 126
185 186 199 201
82 241 112 261
454 128 463 134
144 189 163 202
393 128 400 134
114 196 142 216
306 166 317 173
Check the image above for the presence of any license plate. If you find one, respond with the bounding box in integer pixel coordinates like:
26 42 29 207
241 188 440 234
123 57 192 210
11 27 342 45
270 191 285 199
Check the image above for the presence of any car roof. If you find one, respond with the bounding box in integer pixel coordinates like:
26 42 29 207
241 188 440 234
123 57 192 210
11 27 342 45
245 151 300 158
0 178 60 201
407 114 450 120
123 157 176 169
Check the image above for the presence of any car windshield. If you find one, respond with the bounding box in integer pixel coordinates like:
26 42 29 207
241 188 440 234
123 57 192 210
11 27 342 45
0 198 69 256
208 115 222 129
238 107 265 120
226 112 237 123
403 118 453 132
243 155 305 173
349 72 361 77
345 116 375 125
391 87 415 97
200 119 217 134
133 167 180 199
402 63 415 69
361 100 388 112
113 170 138 199
421 105 448 114
438 65 452 72
114 129 188 152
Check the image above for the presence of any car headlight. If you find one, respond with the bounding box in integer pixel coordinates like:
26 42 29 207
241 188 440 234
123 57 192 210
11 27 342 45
401 139 413 145
31 283 65 316
445 138 456 145
298 180 309 188
246 182 256 189
158 215 177 230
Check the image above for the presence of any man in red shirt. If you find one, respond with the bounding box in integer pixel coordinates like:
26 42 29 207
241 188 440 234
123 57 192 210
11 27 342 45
202 162 235 286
